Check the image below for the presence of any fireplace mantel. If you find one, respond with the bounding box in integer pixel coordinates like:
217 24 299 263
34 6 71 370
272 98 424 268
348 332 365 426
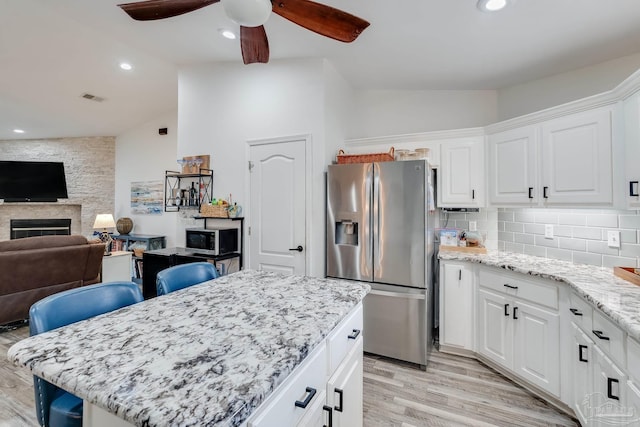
0 202 83 241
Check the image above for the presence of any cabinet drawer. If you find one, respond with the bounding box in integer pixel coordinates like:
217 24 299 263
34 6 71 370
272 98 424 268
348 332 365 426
327 304 363 374
568 292 593 333
592 310 625 367
628 336 640 384
248 342 328 427
478 268 558 309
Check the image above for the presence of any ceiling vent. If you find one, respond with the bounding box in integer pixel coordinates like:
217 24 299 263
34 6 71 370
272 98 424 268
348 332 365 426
81 93 105 102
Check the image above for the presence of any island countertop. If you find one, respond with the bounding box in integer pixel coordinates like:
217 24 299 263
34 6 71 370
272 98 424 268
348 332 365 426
439 249 640 343
7 270 370 427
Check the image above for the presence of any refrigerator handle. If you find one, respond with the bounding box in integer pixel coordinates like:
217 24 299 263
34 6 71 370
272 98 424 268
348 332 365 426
366 163 374 277
372 163 380 273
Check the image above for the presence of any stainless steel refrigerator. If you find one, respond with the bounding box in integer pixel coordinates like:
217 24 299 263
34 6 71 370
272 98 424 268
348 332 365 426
326 160 434 368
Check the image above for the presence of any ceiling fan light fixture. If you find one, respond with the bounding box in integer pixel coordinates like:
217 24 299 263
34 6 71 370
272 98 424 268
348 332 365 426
477 0 508 12
221 0 271 27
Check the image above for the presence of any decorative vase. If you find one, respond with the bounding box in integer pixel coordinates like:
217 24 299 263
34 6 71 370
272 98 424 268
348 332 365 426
116 217 133 235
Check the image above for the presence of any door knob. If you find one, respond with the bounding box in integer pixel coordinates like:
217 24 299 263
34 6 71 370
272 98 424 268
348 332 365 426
289 245 303 252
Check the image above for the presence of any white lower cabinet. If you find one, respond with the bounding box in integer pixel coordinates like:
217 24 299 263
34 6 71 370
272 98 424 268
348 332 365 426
592 345 628 426
325 337 364 427
439 262 474 352
477 288 512 368
571 323 594 426
248 304 364 427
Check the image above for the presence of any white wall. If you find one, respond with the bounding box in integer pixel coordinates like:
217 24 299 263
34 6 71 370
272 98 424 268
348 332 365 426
115 110 179 246
497 53 640 120
177 59 330 276
347 89 498 139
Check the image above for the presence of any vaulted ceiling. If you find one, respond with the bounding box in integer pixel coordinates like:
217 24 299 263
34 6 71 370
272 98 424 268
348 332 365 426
2 0 640 140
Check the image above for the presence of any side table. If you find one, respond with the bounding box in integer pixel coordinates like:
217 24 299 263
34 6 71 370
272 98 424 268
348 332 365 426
101 251 132 283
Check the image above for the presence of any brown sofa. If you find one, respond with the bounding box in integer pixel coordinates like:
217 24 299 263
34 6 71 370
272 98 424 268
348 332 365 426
0 235 105 325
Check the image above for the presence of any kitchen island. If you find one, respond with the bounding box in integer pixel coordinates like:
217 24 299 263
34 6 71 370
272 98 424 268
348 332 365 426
8 270 370 427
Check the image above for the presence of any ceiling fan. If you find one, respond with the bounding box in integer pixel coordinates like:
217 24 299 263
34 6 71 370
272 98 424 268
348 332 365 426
117 0 370 65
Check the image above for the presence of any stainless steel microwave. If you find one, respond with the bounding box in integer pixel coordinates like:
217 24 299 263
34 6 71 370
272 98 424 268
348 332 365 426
185 228 238 255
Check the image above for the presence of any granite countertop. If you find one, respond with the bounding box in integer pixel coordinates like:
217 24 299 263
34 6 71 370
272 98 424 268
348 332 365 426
7 270 370 427
439 249 640 342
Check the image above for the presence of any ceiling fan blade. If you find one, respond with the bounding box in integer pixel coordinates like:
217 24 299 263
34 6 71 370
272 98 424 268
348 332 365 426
118 0 219 21
240 26 270 64
271 0 369 43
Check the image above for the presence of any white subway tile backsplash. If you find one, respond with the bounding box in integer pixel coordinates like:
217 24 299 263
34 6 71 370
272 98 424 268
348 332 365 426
558 213 587 226
586 214 619 228
524 245 546 257
514 233 535 245
496 208 640 268
524 223 545 235
620 215 640 229
535 235 559 248
602 255 638 268
547 248 573 262
505 222 524 233
559 238 587 252
573 252 602 267
572 227 603 240
535 212 559 224
586 240 619 256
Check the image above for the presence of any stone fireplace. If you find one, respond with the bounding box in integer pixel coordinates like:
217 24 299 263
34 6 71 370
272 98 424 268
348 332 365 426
0 203 82 241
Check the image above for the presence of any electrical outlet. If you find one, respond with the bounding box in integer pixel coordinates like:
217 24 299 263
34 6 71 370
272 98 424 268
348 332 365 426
469 221 477 232
608 230 621 248
544 224 554 239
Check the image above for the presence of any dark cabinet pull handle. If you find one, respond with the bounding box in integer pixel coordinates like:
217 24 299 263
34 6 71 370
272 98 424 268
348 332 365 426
578 344 588 362
630 181 639 197
593 330 610 341
323 405 333 427
334 388 344 412
348 329 361 340
513 306 518 320
607 378 620 400
569 308 583 316
543 186 549 198
295 387 316 408
289 245 303 252
503 284 518 290
528 187 534 199
472 189 475 200
459 269 462 280
504 304 510 317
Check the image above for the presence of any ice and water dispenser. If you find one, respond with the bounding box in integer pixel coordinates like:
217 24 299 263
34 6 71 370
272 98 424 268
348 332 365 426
335 220 358 246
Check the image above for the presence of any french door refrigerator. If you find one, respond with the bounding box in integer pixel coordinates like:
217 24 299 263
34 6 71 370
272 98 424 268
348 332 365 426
326 159 434 368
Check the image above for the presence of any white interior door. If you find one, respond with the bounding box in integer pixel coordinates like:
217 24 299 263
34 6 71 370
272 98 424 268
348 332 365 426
248 138 307 275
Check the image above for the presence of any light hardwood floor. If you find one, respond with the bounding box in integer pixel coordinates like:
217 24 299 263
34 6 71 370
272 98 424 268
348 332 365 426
1 326 577 427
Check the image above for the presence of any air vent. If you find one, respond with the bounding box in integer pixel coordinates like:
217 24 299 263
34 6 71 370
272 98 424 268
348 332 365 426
81 93 105 102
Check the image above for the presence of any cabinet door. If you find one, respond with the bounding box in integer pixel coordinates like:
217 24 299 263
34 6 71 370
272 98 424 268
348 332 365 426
295 389 327 427
326 337 363 427
476 288 512 369
541 107 613 205
571 323 594 427
624 92 640 208
440 263 474 351
438 138 485 207
513 300 560 396
625 381 640 427
488 126 538 205
591 345 627 427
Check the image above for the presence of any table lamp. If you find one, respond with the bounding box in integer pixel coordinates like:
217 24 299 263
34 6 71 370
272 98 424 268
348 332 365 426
93 214 116 256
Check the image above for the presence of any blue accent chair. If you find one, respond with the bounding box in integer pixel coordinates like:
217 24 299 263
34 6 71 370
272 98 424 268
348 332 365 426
29 281 143 427
156 262 219 296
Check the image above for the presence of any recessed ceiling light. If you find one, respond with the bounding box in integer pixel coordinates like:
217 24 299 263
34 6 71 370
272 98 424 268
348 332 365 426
477 0 508 12
13 129 25 134
219 29 237 40
120 62 133 71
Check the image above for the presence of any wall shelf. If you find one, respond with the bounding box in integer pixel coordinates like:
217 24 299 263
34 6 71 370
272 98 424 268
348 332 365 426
164 168 213 212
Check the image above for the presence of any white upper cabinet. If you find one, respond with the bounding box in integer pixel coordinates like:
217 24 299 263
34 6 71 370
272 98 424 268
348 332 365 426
488 126 538 205
488 106 614 207
438 137 485 208
541 107 613 206
624 91 640 208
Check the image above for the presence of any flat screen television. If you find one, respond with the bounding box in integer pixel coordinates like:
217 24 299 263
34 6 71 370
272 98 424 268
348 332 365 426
0 161 69 202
